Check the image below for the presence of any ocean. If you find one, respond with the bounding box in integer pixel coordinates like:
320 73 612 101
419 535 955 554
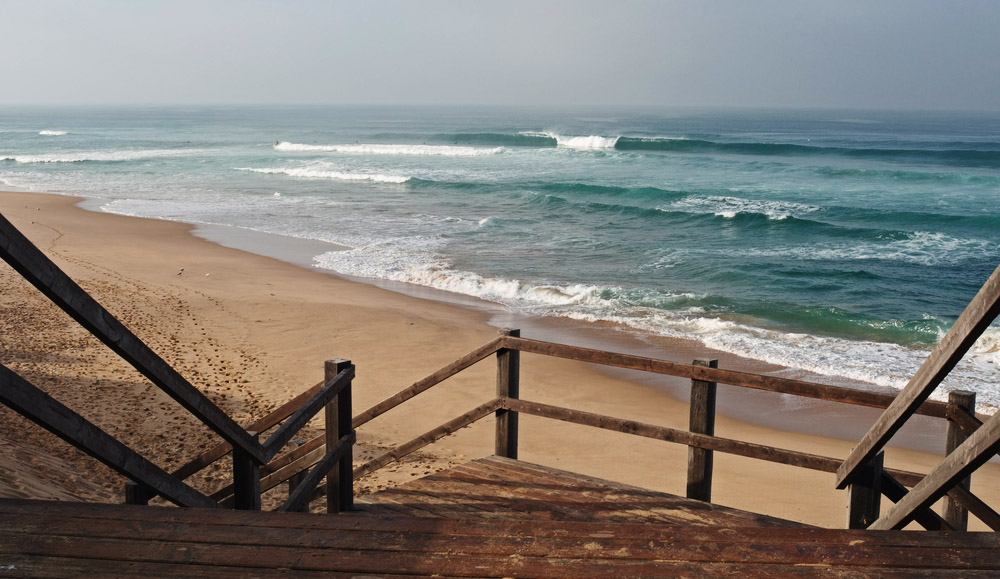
2 105 999 412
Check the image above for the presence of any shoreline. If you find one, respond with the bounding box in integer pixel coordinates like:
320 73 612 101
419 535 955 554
2 189 997 528
84 192 951 455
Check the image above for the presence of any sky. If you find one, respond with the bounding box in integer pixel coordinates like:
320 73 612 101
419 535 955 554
3 0 999 111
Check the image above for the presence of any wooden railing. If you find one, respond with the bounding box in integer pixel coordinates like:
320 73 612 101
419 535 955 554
223 324 997 530
0 212 355 513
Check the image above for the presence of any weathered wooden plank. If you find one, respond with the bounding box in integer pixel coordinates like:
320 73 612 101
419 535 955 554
353 399 501 480
170 380 325 483
847 451 883 529
502 397 842 473
495 328 520 459
0 364 216 508
455 457 802 528
838 265 1000 488
0 213 264 463
502 335 949 418
872 407 1000 529
4 511 992 565
5 525 1000 575
325 359 354 514
261 365 353 461
943 390 976 530
687 358 717 502
877 472 951 531
232 432 261 511
5 497 1000 549
948 485 1000 532
351 336 503 429
280 431 355 513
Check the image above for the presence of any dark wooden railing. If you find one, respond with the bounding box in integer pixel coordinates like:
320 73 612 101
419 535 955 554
0 212 354 513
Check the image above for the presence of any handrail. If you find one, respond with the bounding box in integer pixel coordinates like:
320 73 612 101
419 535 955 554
502 335 949 418
353 337 504 429
0 212 265 463
262 366 354 461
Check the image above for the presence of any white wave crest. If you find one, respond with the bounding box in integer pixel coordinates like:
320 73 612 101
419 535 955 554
742 232 993 267
274 141 502 157
661 196 821 220
536 132 619 150
39 130 68 136
236 166 410 184
0 149 191 164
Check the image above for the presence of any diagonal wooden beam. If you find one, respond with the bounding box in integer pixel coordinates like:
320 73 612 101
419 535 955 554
0 212 265 464
869 409 1000 530
836 264 1000 489
0 364 217 508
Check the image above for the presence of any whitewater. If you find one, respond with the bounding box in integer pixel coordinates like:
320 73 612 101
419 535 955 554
2 105 999 413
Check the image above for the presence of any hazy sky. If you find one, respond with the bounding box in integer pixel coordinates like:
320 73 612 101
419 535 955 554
3 0 999 110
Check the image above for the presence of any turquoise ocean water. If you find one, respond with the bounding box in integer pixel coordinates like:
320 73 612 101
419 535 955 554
2 106 999 411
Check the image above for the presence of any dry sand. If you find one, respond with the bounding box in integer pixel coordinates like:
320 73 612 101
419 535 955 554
1 190 998 529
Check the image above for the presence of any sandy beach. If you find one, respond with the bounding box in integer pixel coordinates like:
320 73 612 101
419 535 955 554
2 190 998 529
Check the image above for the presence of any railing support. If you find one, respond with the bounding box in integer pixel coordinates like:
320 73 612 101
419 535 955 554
847 451 884 529
232 432 261 511
287 438 308 498
687 358 717 502
944 390 976 530
495 328 520 459
124 481 152 506
326 359 354 514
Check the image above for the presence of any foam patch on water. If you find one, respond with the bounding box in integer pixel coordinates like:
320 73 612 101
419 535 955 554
1 149 194 163
526 132 620 150
744 232 994 267
660 195 821 220
274 141 502 157
237 165 410 184
38 130 68 136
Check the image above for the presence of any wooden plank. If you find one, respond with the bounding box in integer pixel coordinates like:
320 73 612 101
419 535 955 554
262 365 353 461
6 524 1000 575
351 336 503 429
838 264 1000 488
231 432 261 511
5 498 1000 549
847 451 883 529
495 328 520 459
169 379 324 485
687 358 717 502
325 359 354 514
280 431 355 513
943 390 976 530
948 486 1000 532
872 407 1000 529
502 335 949 418
0 364 216 508
353 399 501 480
502 397 844 473
0 213 264 464
878 472 951 531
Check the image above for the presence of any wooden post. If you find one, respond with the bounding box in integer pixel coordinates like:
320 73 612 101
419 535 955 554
325 359 354 514
287 438 307 498
232 432 261 511
847 451 884 529
687 358 717 502
495 328 520 459
124 481 152 506
944 390 976 531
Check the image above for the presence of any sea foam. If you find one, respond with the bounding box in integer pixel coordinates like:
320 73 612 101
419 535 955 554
237 166 410 184
526 132 620 150
1 149 192 164
274 141 502 157
38 130 68 136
